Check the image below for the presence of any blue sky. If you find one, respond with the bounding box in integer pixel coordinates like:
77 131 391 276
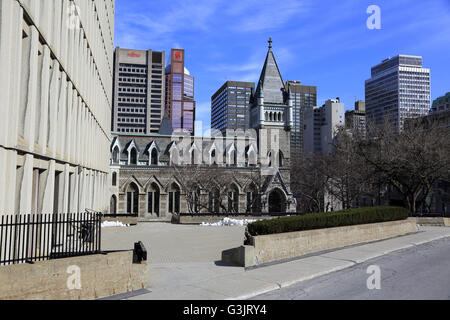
115 0 450 130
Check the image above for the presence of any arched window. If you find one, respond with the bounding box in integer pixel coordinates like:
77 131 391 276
191 149 195 165
168 183 180 214
130 148 137 165
112 172 117 186
150 148 158 165
112 147 119 163
110 195 117 214
278 151 284 167
147 183 160 216
209 187 220 213
228 184 239 213
211 149 216 165
228 149 236 166
246 184 259 213
278 113 282 121
127 183 139 214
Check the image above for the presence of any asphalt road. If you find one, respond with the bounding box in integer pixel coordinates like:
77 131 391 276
251 237 450 300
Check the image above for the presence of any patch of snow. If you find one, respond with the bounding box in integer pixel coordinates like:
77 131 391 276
200 217 256 227
101 221 130 228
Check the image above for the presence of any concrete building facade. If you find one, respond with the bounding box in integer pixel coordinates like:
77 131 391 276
112 47 165 134
211 81 254 134
365 55 430 131
0 0 114 214
285 81 317 161
303 99 345 154
345 100 366 136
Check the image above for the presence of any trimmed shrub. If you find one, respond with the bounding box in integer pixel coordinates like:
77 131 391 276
247 206 409 236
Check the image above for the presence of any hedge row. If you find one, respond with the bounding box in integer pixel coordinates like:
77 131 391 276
247 206 409 236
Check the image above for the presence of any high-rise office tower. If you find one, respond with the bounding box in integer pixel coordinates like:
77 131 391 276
112 47 165 134
285 81 317 160
165 49 195 134
211 81 255 134
0 0 115 214
431 92 450 114
345 100 366 135
303 98 345 154
365 55 430 131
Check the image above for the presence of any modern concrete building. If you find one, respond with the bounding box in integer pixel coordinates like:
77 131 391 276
112 47 165 134
285 81 317 160
365 55 430 131
431 92 450 114
211 81 254 134
0 0 114 214
165 49 195 135
303 98 345 154
345 100 366 135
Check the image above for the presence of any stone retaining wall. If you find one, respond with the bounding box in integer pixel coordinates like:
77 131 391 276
0 251 147 300
223 218 418 267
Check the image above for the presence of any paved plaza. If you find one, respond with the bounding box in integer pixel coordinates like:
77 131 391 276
101 223 450 300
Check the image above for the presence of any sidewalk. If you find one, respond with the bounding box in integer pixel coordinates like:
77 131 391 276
118 226 450 300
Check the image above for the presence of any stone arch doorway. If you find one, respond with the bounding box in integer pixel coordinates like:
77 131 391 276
268 188 286 213
110 195 117 214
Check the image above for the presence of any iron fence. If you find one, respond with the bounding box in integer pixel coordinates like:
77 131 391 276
0 212 102 265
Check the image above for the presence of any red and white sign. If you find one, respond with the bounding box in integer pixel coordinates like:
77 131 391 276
128 52 141 58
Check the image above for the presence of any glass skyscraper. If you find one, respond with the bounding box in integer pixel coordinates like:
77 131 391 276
165 49 196 135
365 55 430 131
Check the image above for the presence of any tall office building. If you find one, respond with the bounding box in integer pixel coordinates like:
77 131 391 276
365 55 430 131
0 0 114 214
345 100 366 135
165 49 195 134
211 81 254 134
112 47 165 134
303 98 345 154
285 81 317 160
431 92 450 114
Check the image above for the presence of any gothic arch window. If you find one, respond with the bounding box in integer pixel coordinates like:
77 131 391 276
147 182 160 216
209 187 220 213
150 148 158 165
112 172 117 186
168 182 180 214
269 112 273 121
246 184 259 213
278 151 284 167
278 112 282 121
265 112 268 121
228 184 239 213
228 148 236 166
211 149 217 165
130 148 137 165
110 195 117 214
126 182 139 214
112 147 119 163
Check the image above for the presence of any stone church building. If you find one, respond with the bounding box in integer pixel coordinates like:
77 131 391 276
109 40 299 220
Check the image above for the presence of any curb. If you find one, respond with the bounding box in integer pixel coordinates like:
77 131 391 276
227 233 450 300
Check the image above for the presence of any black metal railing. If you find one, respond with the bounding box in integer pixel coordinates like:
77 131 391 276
0 212 102 266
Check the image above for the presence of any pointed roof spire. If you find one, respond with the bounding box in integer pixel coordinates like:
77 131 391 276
255 38 285 104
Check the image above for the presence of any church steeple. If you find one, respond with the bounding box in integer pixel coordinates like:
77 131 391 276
254 38 285 105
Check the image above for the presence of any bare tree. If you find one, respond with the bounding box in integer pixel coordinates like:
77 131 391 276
355 117 450 214
291 154 329 213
